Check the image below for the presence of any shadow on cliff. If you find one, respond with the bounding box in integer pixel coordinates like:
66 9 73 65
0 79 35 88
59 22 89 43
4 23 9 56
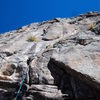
47 58 100 100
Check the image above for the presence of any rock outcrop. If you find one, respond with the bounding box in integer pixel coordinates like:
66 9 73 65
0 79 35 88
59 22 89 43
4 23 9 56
0 12 100 100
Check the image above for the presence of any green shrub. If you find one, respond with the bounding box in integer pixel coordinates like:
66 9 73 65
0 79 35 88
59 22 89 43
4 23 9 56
88 22 94 30
27 35 38 42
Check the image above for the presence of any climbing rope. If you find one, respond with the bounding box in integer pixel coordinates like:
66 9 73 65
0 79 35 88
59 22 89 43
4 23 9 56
15 67 29 100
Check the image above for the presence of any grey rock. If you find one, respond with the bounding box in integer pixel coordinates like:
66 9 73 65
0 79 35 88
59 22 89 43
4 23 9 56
0 12 100 100
42 23 63 41
92 21 100 35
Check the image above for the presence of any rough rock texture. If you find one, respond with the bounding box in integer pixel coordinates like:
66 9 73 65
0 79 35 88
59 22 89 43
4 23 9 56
0 12 100 100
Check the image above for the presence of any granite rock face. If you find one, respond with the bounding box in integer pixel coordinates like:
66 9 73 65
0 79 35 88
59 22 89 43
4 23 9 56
0 12 100 100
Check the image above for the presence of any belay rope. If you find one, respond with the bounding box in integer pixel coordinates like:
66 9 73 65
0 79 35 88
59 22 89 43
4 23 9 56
15 67 29 100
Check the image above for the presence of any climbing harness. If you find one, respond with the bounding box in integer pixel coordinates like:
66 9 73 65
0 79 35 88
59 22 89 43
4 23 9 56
15 67 29 100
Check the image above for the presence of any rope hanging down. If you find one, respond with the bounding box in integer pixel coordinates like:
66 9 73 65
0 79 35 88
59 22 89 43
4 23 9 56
15 68 29 100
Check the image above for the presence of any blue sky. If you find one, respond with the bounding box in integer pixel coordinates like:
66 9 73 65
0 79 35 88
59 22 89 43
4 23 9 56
0 0 100 33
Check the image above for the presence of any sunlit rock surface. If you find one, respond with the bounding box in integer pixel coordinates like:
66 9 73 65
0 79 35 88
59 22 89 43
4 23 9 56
0 12 100 100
